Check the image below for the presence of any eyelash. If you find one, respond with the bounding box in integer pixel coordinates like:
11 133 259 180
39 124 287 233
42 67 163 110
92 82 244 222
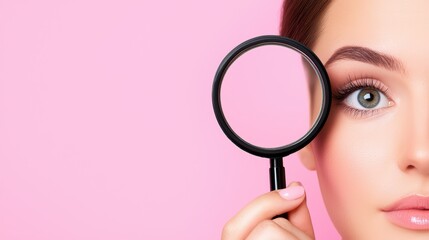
332 74 392 118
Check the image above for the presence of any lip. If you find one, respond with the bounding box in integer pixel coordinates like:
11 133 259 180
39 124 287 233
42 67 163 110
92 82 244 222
382 195 429 230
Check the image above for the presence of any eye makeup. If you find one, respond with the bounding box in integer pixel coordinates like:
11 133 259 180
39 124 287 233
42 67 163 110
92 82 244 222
332 74 394 118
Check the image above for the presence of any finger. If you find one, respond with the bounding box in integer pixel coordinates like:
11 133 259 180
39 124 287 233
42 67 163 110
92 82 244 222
287 183 315 238
222 182 305 240
246 220 299 240
273 218 312 240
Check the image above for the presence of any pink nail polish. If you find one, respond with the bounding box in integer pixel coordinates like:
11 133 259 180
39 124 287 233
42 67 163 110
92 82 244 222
278 186 305 200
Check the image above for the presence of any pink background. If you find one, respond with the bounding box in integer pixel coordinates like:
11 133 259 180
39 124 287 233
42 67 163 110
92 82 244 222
0 0 340 239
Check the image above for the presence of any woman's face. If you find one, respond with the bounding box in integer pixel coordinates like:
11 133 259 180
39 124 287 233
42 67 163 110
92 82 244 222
305 0 429 238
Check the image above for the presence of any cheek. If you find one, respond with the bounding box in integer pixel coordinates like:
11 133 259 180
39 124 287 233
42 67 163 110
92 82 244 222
311 108 403 235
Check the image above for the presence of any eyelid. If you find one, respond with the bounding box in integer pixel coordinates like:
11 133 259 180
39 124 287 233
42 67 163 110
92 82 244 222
332 74 391 101
341 106 387 119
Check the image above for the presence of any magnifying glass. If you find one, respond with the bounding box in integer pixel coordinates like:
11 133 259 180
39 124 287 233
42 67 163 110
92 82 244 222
212 35 331 202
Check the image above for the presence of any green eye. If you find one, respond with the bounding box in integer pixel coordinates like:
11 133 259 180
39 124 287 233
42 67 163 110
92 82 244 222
357 88 380 109
344 87 389 110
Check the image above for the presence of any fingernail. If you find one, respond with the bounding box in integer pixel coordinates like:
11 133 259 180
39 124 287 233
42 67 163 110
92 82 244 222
294 181 303 186
278 185 305 200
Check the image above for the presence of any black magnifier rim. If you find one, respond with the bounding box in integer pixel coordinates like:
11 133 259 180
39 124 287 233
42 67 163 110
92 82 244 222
212 35 331 158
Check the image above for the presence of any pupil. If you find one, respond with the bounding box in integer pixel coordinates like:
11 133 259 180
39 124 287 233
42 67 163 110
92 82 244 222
363 93 374 101
358 88 380 108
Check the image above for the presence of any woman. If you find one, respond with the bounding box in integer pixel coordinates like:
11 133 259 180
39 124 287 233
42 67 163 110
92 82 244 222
222 0 429 239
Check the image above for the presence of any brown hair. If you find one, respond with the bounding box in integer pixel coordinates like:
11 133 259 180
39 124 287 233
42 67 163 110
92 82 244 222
280 0 332 48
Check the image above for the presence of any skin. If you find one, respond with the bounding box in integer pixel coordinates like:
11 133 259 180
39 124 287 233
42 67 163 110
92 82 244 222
222 0 429 239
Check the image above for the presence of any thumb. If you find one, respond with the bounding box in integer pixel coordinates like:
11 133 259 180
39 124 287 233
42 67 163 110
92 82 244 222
222 183 306 240
287 182 315 238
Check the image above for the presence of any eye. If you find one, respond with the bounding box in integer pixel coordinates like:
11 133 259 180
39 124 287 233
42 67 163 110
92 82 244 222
343 87 390 110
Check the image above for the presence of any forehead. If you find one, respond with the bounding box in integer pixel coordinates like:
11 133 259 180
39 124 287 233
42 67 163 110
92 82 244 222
313 0 429 63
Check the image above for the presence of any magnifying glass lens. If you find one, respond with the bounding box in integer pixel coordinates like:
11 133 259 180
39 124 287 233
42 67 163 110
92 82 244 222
220 44 323 149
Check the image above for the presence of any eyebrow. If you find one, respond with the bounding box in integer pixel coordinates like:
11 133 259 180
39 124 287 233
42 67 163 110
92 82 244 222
325 46 405 73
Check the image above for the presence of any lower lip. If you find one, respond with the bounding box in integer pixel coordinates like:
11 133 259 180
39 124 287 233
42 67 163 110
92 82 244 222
385 210 429 230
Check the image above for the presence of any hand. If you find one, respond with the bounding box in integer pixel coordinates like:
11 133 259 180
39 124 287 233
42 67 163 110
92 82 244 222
222 182 314 240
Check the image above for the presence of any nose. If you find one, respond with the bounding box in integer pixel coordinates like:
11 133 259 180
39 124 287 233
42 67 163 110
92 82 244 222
398 87 429 176
401 147 429 175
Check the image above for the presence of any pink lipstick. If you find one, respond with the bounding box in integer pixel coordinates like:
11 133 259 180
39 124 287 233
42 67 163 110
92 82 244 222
383 195 429 230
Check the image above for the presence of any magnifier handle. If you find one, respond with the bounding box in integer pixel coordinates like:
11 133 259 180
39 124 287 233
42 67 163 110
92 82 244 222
270 157 288 219
270 158 286 190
